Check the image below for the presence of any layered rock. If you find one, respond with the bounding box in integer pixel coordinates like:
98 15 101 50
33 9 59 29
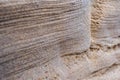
0 0 120 80
91 0 120 44
0 0 90 80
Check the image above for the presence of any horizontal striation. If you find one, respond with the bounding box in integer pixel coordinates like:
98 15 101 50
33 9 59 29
91 0 120 39
0 0 91 79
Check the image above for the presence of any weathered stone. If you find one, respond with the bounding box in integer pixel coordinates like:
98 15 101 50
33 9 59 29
0 0 120 80
0 0 90 79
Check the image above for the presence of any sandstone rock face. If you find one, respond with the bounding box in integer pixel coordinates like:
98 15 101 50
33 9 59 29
0 0 120 80
91 0 120 45
0 0 90 80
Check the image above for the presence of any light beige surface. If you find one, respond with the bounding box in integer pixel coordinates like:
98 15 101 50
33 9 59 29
0 0 90 80
0 0 120 80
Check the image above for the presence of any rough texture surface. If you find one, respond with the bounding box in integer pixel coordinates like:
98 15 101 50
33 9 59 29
0 0 90 80
0 0 120 80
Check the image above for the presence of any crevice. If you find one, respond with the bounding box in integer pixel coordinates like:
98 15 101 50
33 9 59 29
90 63 120 77
61 50 88 57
